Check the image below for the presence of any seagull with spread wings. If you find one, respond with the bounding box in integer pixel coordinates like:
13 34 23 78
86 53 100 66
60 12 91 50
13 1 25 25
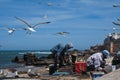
15 16 51 34
112 18 120 26
113 4 120 7
8 28 16 35
113 22 120 26
54 31 70 37
0 27 16 35
38 1 62 7
112 27 120 31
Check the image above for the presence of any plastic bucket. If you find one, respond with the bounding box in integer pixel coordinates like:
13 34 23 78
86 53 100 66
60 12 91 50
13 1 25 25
49 65 56 75
75 62 86 73
91 72 104 80
112 65 116 71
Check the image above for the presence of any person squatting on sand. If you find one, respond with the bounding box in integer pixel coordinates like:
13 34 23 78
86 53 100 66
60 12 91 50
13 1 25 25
50 43 73 70
86 50 110 73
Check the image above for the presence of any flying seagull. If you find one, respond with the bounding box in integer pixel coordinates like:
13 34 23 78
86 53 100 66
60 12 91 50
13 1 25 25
38 2 52 6
113 22 120 26
0 27 16 35
117 18 120 21
47 2 52 6
112 27 120 31
38 2 61 7
15 16 51 34
112 27 117 31
103 27 119 31
113 4 120 7
54 31 70 36
42 14 47 19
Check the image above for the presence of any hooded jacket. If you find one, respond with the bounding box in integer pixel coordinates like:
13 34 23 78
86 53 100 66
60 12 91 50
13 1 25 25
50 43 72 56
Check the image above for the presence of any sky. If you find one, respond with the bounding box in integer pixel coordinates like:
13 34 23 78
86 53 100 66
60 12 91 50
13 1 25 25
0 0 120 50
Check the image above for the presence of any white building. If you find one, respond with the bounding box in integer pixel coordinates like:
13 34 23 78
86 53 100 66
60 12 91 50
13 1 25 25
108 33 120 40
104 32 120 54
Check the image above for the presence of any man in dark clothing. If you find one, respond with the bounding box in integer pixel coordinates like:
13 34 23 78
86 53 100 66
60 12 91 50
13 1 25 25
50 43 73 69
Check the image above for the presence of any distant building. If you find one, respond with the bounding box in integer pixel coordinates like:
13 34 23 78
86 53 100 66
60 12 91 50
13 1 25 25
88 32 120 55
104 32 120 54
90 44 105 54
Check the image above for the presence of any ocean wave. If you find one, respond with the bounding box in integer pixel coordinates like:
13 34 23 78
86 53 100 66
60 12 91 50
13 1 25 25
34 51 52 54
18 51 52 55
0 63 25 69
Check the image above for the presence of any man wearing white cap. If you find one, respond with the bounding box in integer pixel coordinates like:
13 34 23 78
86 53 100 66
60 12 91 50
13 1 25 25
86 50 110 73
50 43 73 70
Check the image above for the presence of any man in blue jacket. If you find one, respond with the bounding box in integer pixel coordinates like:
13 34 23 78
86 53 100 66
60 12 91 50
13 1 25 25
50 43 73 69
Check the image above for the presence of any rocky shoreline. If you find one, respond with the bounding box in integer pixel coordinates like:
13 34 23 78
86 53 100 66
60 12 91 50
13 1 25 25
0 64 91 80
0 52 91 80
0 51 117 80
11 53 54 66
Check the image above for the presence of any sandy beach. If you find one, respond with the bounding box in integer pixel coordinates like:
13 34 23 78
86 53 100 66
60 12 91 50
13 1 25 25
0 67 84 80
0 56 115 80
0 62 91 80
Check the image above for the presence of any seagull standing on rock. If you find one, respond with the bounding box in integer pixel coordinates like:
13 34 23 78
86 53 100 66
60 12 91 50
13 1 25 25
27 69 37 77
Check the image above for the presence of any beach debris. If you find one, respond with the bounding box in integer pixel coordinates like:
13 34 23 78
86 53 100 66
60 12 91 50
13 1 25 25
15 16 51 34
112 51 120 67
52 71 69 76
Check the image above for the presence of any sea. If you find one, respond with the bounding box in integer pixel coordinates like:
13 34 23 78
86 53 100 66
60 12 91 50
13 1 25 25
0 50 51 69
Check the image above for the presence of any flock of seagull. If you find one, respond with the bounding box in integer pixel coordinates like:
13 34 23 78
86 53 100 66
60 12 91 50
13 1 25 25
112 4 120 31
0 16 70 47
0 1 70 36
0 17 51 35
0 1 71 48
0 3 120 36
0 17 70 36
